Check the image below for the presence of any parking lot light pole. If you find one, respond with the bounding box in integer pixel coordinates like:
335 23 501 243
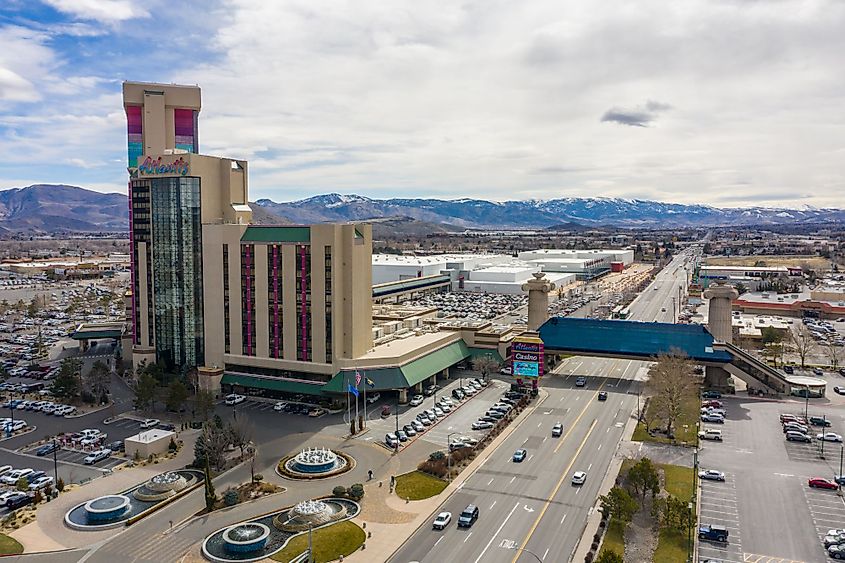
804 385 810 421
52 437 58 485
447 432 457 483
687 501 694 562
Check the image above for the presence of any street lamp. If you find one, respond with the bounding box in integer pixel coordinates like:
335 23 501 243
506 545 544 562
447 432 457 483
687 501 694 562
52 437 59 485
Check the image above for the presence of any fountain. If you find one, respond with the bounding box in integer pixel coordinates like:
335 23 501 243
280 447 351 478
202 498 361 562
273 499 348 532
65 469 203 530
82 495 131 523
221 523 271 554
133 471 192 501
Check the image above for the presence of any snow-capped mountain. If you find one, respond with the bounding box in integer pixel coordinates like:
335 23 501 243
256 194 845 229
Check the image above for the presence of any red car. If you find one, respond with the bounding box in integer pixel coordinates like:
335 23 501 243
809 478 839 490
703 400 723 408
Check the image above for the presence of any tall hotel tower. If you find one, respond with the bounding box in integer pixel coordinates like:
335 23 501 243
123 82 372 393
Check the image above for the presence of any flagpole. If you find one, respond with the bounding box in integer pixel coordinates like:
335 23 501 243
363 375 367 429
355 382 359 430
345 372 349 427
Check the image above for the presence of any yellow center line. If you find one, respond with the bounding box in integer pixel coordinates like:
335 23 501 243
513 417 599 563
554 378 607 454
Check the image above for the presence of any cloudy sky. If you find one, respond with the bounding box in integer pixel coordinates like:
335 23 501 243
1 0 844 207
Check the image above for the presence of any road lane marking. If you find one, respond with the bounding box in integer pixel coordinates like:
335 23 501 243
606 427 610 433
527 455 534 462
588 463 592 471
434 536 444 547
488 478 494 485
474 502 520 563
560 513 567 524
490 501 496 509
597 444 602 450
543 548 549 560
554 380 606 454
464 532 473 543
537 422 542 427
512 419 598 563
510 476 516 483
575 396 580 401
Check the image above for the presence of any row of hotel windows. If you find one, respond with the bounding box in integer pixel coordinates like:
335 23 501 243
222 244 332 363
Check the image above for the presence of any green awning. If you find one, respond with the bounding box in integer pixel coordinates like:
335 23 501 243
221 373 325 396
70 330 123 340
240 226 310 243
466 347 504 364
323 340 470 393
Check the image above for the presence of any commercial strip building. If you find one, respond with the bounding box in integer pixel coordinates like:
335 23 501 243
123 82 520 402
731 289 845 320
698 265 803 290
517 248 634 279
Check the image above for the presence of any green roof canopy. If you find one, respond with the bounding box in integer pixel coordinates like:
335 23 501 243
466 347 504 364
323 340 470 393
240 226 310 243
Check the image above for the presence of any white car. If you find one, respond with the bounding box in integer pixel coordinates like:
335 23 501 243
83 449 112 465
79 428 102 437
409 395 424 407
140 418 159 429
2 468 33 485
437 402 452 412
224 394 245 405
366 392 381 404
698 469 726 481
79 436 102 447
410 419 425 432
28 476 53 490
0 465 11 476
433 407 445 418
571 471 587 485
817 432 843 443
432 511 452 530
273 401 287 411
440 397 454 406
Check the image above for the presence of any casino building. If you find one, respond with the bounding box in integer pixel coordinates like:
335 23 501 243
123 82 542 400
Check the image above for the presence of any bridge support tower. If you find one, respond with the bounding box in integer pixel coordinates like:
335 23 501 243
703 282 739 390
523 272 556 332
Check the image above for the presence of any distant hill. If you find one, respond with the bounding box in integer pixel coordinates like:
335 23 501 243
0 185 842 233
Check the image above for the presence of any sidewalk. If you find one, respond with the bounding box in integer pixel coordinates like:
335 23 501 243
343 391 549 562
8 430 200 552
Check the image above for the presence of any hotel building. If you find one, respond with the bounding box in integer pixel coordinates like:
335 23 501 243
123 81 526 401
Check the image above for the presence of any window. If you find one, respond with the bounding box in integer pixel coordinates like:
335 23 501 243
296 245 311 361
268 244 282 358
325 246 332 363
223 244 230 354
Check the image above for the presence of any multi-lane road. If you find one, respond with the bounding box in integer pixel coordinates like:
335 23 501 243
391 251 695 562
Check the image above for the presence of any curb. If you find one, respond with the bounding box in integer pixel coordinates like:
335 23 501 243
0 424 36 443
383 390 548 561
65 402 115 419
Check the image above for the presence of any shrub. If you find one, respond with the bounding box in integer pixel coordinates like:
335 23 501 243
332 485 347 497
16 477 28 492
56 477 65 492
593 533 601 543
429 451 446 462
223 489 239 507
253 473 264 482
134 450 141 461
33 490 43 504
44 483 53 497
80 390 95 404
348 483 365 500
168 437 177 452
585 553 594 563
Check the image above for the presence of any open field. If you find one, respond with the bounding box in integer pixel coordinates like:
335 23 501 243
395 470 448 501
270 521 365 563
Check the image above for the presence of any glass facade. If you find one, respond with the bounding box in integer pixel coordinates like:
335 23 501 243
324 246 332 363
223 244 230 354
268 245 282 359
146 177 204 371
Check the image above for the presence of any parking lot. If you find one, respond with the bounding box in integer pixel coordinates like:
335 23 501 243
697 397 845 562
355 375 510 451
18 443 126 471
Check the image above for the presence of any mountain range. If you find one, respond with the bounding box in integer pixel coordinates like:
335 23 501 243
0 185 842 234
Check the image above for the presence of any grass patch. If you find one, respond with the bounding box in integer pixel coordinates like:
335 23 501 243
395 471 448 501
270 521 364 563
633 393 700 446
599 518 625 558
653 527 689 563
658 463 694 501
0 533 23 556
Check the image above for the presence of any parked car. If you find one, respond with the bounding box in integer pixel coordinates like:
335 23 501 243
410 395 424 406
783 365 794 374
472 420 494 430
396 430 409 442
366 392 381 404
273 401 287 411
702 390 722 399
512 449 527 462
698 429 723 441
828 544 845 559
83 449 112 465
783 423 810 434
813 367 824 376
381 405 391 418
2 468 33 485
5 492 32 510
701 413 725 424
825 534 845 548
451 389 465 401
817 433 844 443
411 420 425 433
433 407 445 418
785 431 812 442
571 471 587 485
835 386 845 395
809 478 839 490
698 524 729 542
810 416 832 427
140 418 160 429
698 469 726 481
28 476 53 490
106 440 125 452
35 442 59 456
224 394 245 405
384 433 398 448
432 511 451 530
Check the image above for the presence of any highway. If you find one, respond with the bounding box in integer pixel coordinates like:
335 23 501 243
390 250 696 563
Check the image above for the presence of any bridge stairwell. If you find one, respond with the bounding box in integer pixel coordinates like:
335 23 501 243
714 342 790 394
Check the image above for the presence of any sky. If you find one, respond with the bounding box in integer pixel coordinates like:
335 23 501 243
1 0 844 208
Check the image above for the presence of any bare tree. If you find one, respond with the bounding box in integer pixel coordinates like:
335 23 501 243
645 350 697 436
472 355 500 380
195 390 216 421
828 341 843 372
788 325 816 370
227 417 254 458
85 360 111 398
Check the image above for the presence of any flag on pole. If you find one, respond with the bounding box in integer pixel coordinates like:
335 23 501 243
348 384 359 398
354 370 362 387
366 377 375 388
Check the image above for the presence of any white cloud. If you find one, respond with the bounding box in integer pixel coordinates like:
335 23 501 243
41 0 150 24
0 26 55 104
169 0 845 207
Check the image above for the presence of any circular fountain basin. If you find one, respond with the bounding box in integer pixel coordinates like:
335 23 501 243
281 447 350 478
83 495 131 522
222 523 270 553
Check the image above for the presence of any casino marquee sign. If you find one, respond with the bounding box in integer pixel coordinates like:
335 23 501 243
511 335 544 379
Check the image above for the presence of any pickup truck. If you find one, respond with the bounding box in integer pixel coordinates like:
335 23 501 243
698 524 729 543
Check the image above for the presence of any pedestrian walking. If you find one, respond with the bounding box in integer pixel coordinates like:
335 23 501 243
367 469 373 480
